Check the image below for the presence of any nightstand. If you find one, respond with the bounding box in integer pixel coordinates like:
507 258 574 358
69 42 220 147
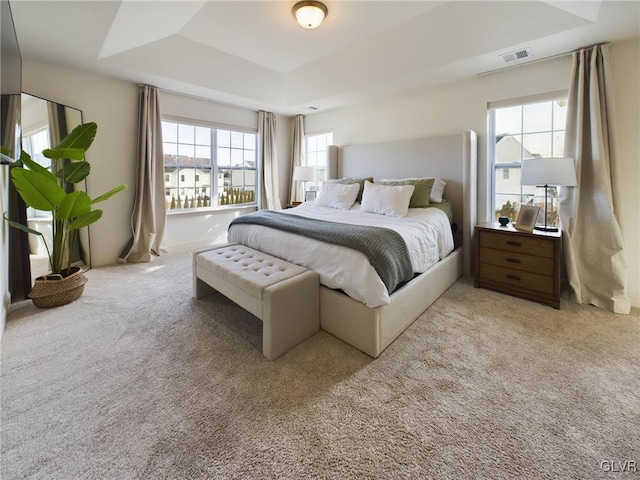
474 222 562 309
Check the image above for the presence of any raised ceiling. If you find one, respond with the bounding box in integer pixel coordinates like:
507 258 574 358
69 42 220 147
9 0 640 115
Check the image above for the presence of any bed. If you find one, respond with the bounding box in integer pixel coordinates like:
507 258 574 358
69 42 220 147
228 131 477 358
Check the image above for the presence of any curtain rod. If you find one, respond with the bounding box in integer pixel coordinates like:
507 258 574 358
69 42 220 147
476 42 610 77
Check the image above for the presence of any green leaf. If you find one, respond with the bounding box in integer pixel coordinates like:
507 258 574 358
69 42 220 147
92 184 127 204
11 168 66 211
57 191 92 220
68 209 102 231
57 161 90 184
43 147 86 161
3 213 44 237
44 122 97 161
19 150 57 182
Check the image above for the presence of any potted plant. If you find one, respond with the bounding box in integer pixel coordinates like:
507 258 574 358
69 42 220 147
4 121 126 307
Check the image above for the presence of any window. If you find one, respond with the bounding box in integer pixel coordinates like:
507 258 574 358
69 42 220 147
162 120 257 210
304 132 333 192
489 96 567 222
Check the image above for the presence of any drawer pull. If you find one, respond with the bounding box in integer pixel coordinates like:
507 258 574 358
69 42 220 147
506 257 521 264
506 274 521 281
506 241 521 247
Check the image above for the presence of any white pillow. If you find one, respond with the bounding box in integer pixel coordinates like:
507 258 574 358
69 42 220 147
430 178 447 203
361 180 414 217
315 182 360 210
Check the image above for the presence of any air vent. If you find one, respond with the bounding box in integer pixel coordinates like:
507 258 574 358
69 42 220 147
500 48 531 63
308 106 318 110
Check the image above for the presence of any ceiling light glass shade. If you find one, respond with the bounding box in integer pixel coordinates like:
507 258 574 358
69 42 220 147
293 1 327 29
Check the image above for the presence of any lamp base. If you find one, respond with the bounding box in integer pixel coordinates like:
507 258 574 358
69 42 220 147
534 225 559 232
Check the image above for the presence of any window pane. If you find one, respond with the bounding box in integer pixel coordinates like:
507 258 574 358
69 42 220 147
195 126 211 145
217 130 230 148
243 149 255 166
231 132 243 149
553 99 568 131
178 124 194 143
553 132 565 157
495 106 522 135
307 136 317 151
495 135 522 165
163 122 177 143
218 147 231 166
523 102 552 133
178 143 194 157
163 143 177 156
243 133 255 149
231 148 243 166
195 145 210 160
522 132 552 158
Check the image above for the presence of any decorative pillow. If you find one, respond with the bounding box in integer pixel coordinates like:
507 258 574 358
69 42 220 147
315 182 360 210
377 178 434 208
326 177 373 203
361 180 414 217
429 178 447 203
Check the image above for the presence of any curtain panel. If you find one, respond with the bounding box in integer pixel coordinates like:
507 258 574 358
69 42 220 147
119 85 167 263
559 44 630 314
258 111 282 210
289 115 305 204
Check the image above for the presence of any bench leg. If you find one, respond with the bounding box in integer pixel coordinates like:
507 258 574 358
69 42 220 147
194 275 216 299
262 271 319 361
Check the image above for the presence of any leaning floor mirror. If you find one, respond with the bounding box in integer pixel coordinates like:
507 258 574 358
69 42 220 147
20 93 91 280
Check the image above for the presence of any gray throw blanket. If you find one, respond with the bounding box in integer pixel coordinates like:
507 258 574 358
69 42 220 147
230 210 413 294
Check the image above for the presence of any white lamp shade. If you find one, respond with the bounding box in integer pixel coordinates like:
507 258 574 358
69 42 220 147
520 157 577 187
293 166 316 182
293 1 327 29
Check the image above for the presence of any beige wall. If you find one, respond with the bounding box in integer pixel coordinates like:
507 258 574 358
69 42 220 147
22 60 138 267
20 61 293 264
305 38 640 307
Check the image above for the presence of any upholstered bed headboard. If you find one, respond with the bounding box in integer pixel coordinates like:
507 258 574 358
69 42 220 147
327 131 477 276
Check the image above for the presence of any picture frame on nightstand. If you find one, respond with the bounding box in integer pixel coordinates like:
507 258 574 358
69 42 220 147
514 205 540 233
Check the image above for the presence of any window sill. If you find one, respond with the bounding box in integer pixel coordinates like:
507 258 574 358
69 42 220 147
167 204 257 217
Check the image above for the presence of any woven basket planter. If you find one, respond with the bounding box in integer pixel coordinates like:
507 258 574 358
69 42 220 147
29 267 88 308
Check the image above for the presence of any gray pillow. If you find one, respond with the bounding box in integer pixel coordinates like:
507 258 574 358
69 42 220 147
376 178 435 208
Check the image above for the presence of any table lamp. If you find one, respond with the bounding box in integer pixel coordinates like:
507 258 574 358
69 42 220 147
293 166 316 201
520 157 577 232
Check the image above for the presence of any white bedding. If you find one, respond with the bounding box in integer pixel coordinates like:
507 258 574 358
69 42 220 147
227 202 454 308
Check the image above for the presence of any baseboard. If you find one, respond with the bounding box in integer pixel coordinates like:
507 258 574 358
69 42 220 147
629 293 639 310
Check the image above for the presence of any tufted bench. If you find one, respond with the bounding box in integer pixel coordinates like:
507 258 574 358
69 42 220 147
193 243 320 360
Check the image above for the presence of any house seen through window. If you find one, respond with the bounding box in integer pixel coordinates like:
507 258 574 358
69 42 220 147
489 96 567 223
162 120 257 210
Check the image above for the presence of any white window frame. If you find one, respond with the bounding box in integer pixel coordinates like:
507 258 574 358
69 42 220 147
162 116 258 213
488 90 568 220
304 131 333 192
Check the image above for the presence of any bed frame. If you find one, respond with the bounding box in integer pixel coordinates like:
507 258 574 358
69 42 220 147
322 131 477 358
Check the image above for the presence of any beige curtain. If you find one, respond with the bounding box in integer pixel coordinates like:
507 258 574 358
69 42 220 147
289 115 305 204
258 111 282 210
559 44 630 314
119 85 166 263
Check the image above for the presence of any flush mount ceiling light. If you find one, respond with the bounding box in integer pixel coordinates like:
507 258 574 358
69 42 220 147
293 1 328 29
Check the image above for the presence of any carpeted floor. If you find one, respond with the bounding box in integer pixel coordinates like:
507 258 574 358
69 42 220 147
1 252 638 479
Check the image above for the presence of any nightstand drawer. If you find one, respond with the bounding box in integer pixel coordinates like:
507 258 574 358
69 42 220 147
478 247 554 276
479 231 554 258
478 263 554 295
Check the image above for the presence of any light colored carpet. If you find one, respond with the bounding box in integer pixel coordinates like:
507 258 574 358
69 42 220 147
1 252 638 479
